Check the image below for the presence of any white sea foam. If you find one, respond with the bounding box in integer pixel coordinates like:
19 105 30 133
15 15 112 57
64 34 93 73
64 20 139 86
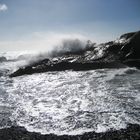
2 68 138 135
1 50 140 135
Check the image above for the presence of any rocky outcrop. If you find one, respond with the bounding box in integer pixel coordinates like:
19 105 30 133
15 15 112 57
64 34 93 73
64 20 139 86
0 124 140 140
10 30 140 77
0 56 7 62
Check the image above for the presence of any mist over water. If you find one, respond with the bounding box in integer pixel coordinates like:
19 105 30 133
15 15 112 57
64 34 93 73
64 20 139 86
0 38 89 67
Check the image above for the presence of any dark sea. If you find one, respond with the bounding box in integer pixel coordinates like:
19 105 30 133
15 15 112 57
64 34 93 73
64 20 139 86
0 51 140 135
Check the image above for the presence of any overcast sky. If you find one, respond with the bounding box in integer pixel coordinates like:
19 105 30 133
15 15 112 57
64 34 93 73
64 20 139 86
0 0 140 51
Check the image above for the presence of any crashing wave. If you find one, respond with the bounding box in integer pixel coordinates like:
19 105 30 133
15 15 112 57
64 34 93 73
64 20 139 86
9 30 140 77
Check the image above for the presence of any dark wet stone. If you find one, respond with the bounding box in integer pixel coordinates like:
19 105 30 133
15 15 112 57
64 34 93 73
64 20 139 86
0 124 140 140
120 31 140 59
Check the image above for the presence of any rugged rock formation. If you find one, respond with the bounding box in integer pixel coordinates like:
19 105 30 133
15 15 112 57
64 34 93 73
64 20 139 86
0 124 140 140
10 31 140 77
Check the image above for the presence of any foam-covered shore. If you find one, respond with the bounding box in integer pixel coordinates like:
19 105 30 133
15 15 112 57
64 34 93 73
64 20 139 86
0 124 140 140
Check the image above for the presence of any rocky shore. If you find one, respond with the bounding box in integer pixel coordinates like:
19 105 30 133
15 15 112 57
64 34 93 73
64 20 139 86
10 30 140 77
0 124 140 140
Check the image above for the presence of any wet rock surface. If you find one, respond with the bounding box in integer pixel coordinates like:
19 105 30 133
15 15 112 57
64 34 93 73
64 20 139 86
0 124 140 140
10 31 140 77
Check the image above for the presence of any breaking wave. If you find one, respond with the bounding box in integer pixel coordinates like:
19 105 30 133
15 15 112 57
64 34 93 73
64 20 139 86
2 38 90 59
0 38 95 68
48 39 88 57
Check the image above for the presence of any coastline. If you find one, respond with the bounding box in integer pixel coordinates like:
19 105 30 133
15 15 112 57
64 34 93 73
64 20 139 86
0 124 140 140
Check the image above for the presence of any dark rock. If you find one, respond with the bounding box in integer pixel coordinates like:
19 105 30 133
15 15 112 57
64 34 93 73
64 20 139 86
10 61 126 77
0 56 7 62
0 124 140 140
120 32 136 40
123 59 140 68
120 31 140 59
9 30 140 77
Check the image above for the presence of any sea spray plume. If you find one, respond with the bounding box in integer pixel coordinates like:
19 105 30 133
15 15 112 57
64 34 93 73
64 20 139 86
4 38 91 68
26 38 95 64
48 39 95 57
48 39 86 57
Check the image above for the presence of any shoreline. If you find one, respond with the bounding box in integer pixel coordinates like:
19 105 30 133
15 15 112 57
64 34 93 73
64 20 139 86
0 124 140 140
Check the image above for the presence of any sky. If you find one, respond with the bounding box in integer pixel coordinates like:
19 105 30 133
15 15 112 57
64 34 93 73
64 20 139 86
0 0 140 52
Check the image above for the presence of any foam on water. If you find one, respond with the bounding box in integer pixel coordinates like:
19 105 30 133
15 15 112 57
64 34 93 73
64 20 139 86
3 68 140 135
0 51 140 135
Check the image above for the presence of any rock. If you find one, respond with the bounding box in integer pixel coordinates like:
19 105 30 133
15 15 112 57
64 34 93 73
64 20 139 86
0 124 140 140
120 31 140 59
123 59 140 68
10 30 140 77
120 32 136 40
0 56 7 62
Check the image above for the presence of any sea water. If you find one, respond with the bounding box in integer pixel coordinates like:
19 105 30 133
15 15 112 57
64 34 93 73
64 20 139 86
0 52 140 135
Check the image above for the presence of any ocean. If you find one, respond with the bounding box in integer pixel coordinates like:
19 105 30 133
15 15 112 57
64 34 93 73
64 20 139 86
0 51 140 136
